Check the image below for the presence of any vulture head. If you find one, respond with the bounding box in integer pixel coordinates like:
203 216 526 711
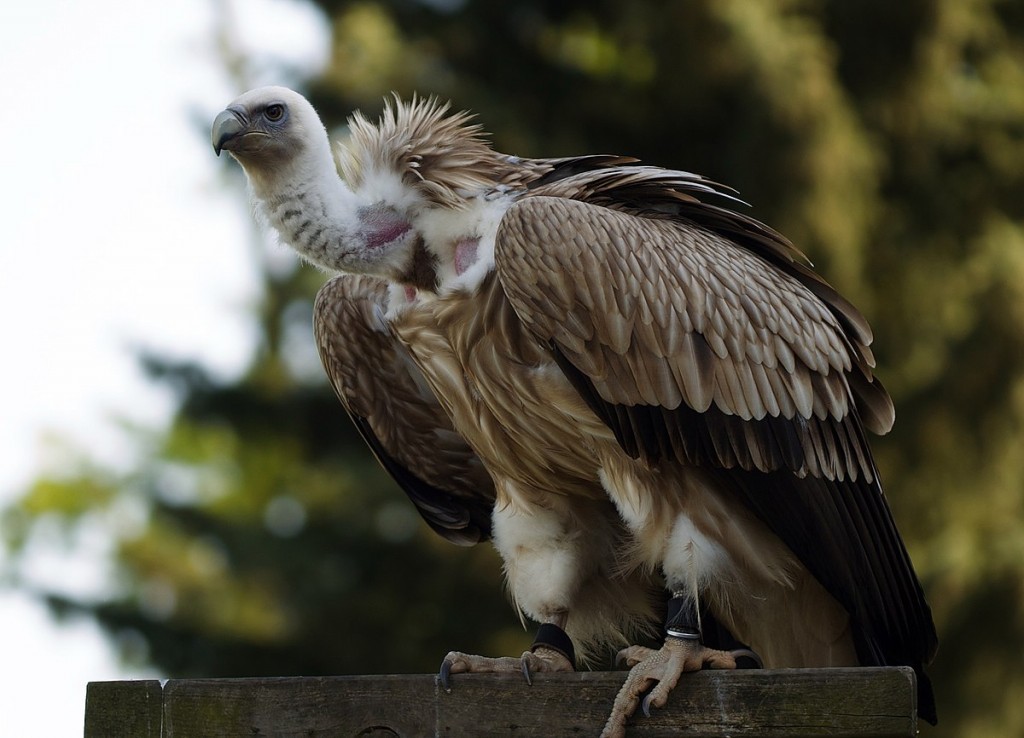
212 87 427 282
212 87 334 190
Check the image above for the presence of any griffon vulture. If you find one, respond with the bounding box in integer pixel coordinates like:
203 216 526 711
212 87 937 736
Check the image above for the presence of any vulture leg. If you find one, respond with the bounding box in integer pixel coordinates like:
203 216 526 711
439 617 575 690
601 595 759 738
440 492 658 692
441 497 585 690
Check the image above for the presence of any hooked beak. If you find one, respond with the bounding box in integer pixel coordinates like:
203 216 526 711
211 107 247 156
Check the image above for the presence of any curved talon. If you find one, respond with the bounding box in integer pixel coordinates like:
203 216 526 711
439 658 454 692
521 658 533 686
730 647 763 669
641 691 656 718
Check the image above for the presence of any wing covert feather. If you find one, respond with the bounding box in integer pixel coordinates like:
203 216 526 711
314 275 494 545
495 195 886 483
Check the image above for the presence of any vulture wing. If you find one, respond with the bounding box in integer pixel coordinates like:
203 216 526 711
314 275 495 545
493 189 937 722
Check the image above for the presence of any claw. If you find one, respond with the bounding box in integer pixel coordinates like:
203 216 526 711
439 657 454 692
521 658 533 686
730 647 763 669
641 691 656 718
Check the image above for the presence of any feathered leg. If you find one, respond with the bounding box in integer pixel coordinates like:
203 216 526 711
439 486 654 690
439 491 585 689
596 461 769 738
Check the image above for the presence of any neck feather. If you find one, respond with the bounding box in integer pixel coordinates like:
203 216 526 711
243 137 445 284
256 164 361 273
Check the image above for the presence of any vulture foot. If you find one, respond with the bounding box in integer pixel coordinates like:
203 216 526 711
600 637 753 738
439 647 574 691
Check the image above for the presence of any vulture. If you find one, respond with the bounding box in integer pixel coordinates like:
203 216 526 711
213 87 937 736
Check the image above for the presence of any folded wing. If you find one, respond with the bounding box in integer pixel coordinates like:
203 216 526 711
494 189 936 721
314 275 495 545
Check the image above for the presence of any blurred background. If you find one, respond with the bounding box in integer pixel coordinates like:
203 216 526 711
2 0 1023 735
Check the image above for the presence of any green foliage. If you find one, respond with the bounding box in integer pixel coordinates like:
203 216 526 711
5 269 523 678
4 1 1024 734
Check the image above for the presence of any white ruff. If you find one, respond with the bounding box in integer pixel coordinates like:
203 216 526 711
421 194 514 294
351 165 423 212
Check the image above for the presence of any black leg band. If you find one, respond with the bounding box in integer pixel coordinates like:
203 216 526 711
531 622 576 666
665 594 701 640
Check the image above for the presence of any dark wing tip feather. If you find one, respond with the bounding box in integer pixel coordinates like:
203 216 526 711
347 414 492 545
719 466 938 723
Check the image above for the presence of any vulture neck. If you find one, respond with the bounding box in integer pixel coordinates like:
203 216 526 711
247 148 416 281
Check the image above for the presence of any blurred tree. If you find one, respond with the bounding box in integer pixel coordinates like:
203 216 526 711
3 263 521 677
3 1 1024 734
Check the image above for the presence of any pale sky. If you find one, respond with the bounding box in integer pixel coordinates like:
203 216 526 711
0 0 328 734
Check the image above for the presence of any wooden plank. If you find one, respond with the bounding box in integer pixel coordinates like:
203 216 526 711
84 679 163 738
161 675 436 737
87 667 918 737
435 668 918 737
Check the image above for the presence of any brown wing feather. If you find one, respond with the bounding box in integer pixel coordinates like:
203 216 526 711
314 275 495 545
520 163 892 430
495 195 882 483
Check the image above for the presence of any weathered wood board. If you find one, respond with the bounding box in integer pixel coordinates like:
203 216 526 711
85 667 918 737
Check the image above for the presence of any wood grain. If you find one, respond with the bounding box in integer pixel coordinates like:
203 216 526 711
85 667 918 737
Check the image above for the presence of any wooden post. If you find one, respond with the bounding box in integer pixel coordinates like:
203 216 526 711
84 667 918 737
85 679 163 738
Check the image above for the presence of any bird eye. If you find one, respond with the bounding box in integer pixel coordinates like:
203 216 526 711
264 104 285 122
